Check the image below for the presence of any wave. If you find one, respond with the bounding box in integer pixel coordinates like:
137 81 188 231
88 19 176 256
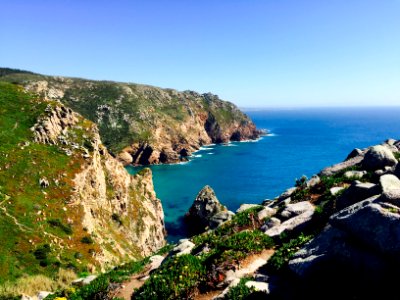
207 152 214 155
193 154 202 158
199 146 214 151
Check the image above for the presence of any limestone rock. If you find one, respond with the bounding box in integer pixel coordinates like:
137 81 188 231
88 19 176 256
330 186 345 196
380 174 400 193
186 185 228 232
261 217 281 232
171 239 195 256
37 291 53 300
280 201 314 219
306 175 320 188
345 148 365 160
116 151 133 165
362 145 397 171
209 210 235 228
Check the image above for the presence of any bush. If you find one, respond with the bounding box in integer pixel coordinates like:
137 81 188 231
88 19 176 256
223 277 255 300
80 236 94 244
134 255 206 300
47 219 73 235
266 233 313 273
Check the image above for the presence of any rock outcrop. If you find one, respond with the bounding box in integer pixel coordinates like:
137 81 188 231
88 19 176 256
0 68 262 166
185 185 233 233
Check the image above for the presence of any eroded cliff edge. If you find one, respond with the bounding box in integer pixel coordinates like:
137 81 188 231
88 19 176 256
0 68 261 165
0 82 165 284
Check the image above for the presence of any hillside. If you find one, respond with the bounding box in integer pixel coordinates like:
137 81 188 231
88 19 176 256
0 82 165 297
0 68 261 165
42 139 400 300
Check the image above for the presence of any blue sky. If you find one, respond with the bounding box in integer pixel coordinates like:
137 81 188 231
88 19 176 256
0 0 399 107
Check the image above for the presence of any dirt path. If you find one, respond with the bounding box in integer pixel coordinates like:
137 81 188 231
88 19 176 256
194 249 275 300
114 272 149 300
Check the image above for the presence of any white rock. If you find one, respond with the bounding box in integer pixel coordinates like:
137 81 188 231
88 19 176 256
149 255 164 271
344 170 366 179
245 281 269 293
236 204 260 213
330 187 345 195
173 240 195 256
37 291 53 300
257 207 276 220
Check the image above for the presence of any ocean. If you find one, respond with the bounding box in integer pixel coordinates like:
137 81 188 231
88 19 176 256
126 107 400 242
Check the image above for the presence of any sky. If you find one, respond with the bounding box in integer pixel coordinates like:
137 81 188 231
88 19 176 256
0 0 399 107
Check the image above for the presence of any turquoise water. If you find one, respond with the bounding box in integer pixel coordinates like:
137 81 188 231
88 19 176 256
126 107 400 242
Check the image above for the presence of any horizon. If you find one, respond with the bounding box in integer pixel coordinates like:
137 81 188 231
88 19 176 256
1 0 399 107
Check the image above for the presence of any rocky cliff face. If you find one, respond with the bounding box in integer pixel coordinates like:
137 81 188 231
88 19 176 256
0 82 165 285
0 69 261 165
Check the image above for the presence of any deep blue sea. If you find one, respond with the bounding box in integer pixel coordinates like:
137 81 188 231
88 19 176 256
126 107 400 242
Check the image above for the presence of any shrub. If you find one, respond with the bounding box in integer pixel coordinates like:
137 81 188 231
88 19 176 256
223 277 255 300
80 236 94 244
134 255 206 300
267 233 313 273
47 219 73 235
295 175 308 188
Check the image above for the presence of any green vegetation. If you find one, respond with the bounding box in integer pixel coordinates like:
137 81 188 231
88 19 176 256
0 68 255 154
394 152 400 161
47 219 73 235
266 233 314 273
223 277 255 300
134 255 206 300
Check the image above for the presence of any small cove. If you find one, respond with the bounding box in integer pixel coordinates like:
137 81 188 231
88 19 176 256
126 107 400 242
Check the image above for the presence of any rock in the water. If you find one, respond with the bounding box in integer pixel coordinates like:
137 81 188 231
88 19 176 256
236 204 261 213
336 181 381 210
362 145 397 171
186 185 228 232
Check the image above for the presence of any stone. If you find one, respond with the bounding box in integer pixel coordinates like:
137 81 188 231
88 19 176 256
209 210 235 228
257 207 277 220
276 187 296 201
361 145 397 171
344 170 366 179
236 204 260 213
306 175 320 188
37 291 53 300
148 255 164 271
261 217 281 232
265 203 315 237
320 155 364 177
280 201 314 219
245 281 269 293
330 186 345 196
330 198 400 260
345 148 364 160
172 240 195 256
117 151 133 165
39 177 49 188
336 181 381 210
380 174 400 194
186 185 228 232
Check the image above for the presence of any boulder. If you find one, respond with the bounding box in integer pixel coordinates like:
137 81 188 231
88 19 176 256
336 181 381 210
185 185 228 232
280 201 314 219
257 207 277 220
37 291 53 300
345 148 364 160
261 217 281 232
343 170 366 179
330 198 400 261
361 145 397 171
320 155 364 177
236 204 260 213
171 239 195 256
148 255 165 271
245 281 269 293
265 203 315 237
306 175 320 188
276 187 296 201
72 274 97 286
116 151 133 165
379 174 400 206
329 186 345 196
209 210 235 228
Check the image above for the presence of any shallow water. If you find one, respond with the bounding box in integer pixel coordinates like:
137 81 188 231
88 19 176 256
126 107 400 242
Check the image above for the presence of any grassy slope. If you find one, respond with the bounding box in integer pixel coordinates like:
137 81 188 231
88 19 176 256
0 82 100 284
0 69 255 153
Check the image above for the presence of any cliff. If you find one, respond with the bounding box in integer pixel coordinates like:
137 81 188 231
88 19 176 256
52 139 400 300
0 82 165 293
0 68 261 165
